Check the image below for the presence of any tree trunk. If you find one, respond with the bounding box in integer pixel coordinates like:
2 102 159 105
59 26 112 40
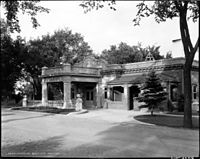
178 7 197 128
183 62 193 128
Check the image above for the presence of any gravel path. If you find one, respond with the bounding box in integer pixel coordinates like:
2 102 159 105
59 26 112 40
1 108 199 157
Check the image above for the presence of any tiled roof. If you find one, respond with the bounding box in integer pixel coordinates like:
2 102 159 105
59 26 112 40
108 73 178 85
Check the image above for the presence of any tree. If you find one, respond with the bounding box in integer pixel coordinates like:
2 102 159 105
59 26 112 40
133 1 199 128
101 42 164 64
1 19 27 100
137 70 167 116
51 29 93 65
1 1 49 33
165 51 173 59
80 0 199 128
1 0 49 100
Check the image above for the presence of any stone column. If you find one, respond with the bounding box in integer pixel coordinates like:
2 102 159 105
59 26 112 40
96 82 101 108
168 82 171 100
63 82 71 109
107 86 111 100
42 79 48 106
124 84 130 110
42 66 48 75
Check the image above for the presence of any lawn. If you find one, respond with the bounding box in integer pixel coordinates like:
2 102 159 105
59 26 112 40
134 114 199 129
11 106 75 114
166 111 199 116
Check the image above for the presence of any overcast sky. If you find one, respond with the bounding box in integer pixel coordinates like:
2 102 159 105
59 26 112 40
2 1 199 60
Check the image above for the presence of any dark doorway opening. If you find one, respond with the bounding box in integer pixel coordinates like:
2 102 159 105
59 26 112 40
71 82 97 109
47 82 63 100
129 85 140 110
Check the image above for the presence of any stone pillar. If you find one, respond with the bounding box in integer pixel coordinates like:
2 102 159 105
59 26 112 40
42 66 48 75
168 82 171 100
107 86 111 100
124 84 130 110
63 82 71 109
96 82 101 108
42 79 48 106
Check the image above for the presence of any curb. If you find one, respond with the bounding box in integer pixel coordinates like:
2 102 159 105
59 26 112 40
68 109 88 115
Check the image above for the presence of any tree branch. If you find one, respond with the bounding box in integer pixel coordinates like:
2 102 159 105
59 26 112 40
184 20 194 52
179 6 194 55
183 1 188 11
193 37 199 54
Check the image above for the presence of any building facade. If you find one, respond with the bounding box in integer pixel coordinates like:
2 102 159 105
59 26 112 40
41 56 199 111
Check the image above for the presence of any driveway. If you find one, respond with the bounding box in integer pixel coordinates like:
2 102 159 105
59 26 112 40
1 108 199 157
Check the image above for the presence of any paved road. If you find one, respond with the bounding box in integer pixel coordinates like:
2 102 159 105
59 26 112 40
1 108 199 157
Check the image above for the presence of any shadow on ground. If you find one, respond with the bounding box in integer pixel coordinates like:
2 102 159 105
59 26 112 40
1 120 198 157
1 113 16 116
2 113 55 124
134 114 199 129
1 135 65 157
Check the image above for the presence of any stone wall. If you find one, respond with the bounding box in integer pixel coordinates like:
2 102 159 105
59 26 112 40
27 100 42 107
48 100 63 108
107 100 127 110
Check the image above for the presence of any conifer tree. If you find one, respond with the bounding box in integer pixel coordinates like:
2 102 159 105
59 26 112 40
138 70 167 115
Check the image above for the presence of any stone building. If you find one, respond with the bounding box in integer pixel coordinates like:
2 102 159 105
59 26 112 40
41 56 199 111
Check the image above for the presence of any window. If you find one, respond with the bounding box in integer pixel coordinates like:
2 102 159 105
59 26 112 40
193 85 197 100
104 88 107 99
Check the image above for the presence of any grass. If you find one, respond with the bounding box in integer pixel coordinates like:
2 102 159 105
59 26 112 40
166 111 199 116
134 114 199 129
12 106 75 114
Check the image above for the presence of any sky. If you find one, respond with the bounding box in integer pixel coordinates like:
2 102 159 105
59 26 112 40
1 1 199 60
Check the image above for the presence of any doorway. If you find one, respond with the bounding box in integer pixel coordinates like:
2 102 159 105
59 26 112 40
129 85 140 110
71 82 97 109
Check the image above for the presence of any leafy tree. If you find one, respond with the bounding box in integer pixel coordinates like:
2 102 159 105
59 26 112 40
137 70 167 116
51 29 93 64
133 0 199 128
80 0 199 128
1 0 49 100
101 42 164 64
1 1 49 33
1 19 27 100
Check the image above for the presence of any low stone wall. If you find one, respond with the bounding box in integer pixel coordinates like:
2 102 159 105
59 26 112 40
27 100 42 107
107 101 127 110
48 100 63 108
